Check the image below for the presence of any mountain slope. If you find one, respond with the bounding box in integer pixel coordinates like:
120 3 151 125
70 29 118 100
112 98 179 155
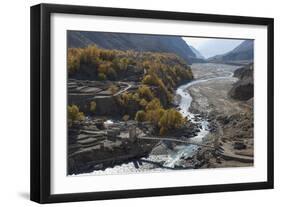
208 40 254 64
190 45 205 59
68 31 197 64
229 63 253 101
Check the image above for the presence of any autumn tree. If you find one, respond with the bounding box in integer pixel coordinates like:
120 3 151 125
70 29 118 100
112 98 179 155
137 85 154 101
158 109 185 135
67 48 82 73
145 98 162 111
98 73 107 80
67 104 85 125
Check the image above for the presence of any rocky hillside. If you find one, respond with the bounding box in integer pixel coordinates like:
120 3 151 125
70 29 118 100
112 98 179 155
187 46 206 63
190 45 205 59
208 40 254 64
229 63 253 100
68 31 198 64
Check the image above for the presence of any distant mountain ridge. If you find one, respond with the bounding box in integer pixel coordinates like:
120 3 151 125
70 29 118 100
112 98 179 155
208 40 254 64
189 45 205 59
68 31 200 64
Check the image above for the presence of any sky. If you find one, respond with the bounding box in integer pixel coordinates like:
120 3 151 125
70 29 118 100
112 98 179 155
183 37 244 59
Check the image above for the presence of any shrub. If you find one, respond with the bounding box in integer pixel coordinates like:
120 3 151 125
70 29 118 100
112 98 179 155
67 105 85 123
98 73 107 80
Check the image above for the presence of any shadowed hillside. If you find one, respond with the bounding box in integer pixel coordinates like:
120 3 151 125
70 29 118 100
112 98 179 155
68 31 198 64
229 63 253 101
190 45 205 59
208 40 254 64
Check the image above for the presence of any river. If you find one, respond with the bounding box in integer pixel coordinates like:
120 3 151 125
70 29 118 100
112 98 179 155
81 63 239 176
163 67 235 168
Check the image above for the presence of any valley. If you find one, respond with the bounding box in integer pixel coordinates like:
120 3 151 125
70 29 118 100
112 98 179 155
68 62 254 175
66 32 254 175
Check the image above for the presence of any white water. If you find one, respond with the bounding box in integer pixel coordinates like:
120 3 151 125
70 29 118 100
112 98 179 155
163 72 234 168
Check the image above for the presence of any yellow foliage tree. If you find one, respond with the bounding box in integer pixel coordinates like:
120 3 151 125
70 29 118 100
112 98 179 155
145 108 165 126
145 98 162 111
137 85 154 101
158 109 185 135
67 105 85 124
67 48 82 73
139 99 148 108
80 45 100 65
98 73 107 80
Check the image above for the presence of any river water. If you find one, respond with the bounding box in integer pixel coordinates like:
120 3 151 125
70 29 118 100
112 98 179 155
82 63 239 175
163 69 236 168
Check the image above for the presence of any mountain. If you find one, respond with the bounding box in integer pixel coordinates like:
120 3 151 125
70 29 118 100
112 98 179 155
208 40 254 64
194 39 243 59
189 45 205 59
68 31 197 64
229 63 253 101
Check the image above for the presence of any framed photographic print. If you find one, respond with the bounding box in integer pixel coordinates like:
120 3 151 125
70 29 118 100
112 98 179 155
30 3 274 203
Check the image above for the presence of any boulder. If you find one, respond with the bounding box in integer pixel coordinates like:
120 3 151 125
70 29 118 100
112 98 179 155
229 64 254 101
233 142 247 150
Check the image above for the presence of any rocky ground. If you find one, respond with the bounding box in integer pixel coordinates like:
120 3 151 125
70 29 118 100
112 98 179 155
67 63 254 175
68 119 158 175
68 117 201 175
187 64 254 168
229 63 253 100
68 79 139 116
67 76 203 174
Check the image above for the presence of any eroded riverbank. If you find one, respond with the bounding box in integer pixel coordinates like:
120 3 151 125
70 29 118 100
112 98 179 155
187 63 254 168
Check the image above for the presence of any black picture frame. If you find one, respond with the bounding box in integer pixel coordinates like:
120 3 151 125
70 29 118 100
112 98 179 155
30 3 274 204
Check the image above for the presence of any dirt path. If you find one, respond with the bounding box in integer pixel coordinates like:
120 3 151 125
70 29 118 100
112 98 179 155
113 82 132 96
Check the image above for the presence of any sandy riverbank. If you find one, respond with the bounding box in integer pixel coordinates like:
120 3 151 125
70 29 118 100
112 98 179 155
187 64 254 168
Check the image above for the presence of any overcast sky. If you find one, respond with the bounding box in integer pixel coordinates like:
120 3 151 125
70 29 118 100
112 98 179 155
183 37 244 58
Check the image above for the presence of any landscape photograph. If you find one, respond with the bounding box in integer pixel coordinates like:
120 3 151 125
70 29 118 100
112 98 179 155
67 31 254 176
